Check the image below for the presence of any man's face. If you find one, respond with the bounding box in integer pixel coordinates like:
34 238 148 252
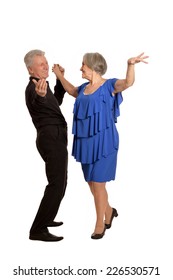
28 55 49 79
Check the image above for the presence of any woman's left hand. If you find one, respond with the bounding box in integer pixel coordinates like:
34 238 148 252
52 64 65 79
128 52 149 65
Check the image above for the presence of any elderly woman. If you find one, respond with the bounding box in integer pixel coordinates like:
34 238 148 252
52 52 148 239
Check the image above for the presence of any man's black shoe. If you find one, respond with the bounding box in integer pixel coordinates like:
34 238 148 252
47 221 63 227
29 231 63 242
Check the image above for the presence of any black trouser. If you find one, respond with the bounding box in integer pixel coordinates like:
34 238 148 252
30 124 68 234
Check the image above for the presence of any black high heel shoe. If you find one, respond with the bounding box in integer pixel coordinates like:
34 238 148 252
91 226 106 240
105 208 118 229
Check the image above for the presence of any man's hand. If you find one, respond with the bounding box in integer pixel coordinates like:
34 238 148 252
32 79 47 97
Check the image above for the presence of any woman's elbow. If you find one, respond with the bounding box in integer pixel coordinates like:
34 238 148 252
125 79 135 89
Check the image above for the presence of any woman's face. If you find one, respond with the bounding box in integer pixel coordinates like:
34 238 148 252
80 61 92 80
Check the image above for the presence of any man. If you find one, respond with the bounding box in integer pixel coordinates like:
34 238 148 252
24 50 68 242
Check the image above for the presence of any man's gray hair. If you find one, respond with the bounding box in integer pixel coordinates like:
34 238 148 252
24 49 45 68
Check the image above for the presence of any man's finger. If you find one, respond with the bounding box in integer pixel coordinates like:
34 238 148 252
32 79 37 85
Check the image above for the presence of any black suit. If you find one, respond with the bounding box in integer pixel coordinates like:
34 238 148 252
25 77 68 234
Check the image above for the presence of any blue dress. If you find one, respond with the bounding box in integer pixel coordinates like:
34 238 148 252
72 78 123 182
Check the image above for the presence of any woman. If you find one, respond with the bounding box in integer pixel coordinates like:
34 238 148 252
52 52 148 239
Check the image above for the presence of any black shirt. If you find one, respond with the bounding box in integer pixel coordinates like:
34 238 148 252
25 77 67 130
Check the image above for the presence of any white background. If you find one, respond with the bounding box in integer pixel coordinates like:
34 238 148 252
0 0 172 279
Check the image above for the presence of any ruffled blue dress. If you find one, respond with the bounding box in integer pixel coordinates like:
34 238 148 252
72 78 123 182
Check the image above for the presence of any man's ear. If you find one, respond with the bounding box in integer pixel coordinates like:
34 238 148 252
28 66 33 75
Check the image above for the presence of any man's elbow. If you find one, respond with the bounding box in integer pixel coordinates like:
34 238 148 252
58 92 66 106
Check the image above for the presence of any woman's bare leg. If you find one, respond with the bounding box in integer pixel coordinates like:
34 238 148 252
88 181 113 228
91 182 107 234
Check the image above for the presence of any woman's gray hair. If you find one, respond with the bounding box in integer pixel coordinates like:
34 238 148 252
83 52 107 75
24 49 45 68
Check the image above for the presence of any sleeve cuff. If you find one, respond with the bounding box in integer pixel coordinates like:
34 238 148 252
35 94 47 103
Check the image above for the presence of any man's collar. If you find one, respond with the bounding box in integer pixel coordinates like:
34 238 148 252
29 76 49 84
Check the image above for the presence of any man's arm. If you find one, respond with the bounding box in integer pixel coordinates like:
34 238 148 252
54 79 66 106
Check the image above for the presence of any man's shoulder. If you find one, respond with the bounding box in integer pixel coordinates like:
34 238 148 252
26 78 34 90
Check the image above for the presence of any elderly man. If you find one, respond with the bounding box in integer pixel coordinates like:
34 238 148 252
24 50 68 241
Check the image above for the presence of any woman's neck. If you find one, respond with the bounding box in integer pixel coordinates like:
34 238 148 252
89 72 105 85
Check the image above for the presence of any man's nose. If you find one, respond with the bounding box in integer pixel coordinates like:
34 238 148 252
44 64 49 70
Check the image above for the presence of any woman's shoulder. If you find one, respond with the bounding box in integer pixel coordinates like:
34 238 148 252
78 82 89 92
101 78 118 96
104 78 118 86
